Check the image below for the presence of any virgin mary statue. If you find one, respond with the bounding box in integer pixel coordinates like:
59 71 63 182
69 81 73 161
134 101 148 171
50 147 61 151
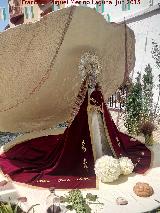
0 6 151 189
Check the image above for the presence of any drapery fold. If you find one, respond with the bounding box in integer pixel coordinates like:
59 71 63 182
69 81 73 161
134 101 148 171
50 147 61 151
0 89 151 189
90 89 151 174
0 94 96 189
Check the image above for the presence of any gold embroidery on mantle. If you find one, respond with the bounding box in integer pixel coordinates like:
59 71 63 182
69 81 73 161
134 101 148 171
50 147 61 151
57 177 90 182
102 102 118 158
83 158 88 169
77 177 89 181
58 178 71 183
37 179 50 183
82 140 87 152
68 80 88 127
88 104 102 113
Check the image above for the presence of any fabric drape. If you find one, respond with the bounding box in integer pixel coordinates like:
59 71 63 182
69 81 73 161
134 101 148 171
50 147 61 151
0 94 96 189
0 89 151 189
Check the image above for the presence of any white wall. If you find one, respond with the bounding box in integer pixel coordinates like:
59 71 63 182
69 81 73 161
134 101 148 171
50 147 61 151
103 0 160 22
128 12 160 105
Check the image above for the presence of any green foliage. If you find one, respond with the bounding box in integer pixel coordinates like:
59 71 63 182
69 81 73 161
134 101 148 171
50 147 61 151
66 189 91 213
85 193 98 202
0 202 15 213
125 64 154 136
0 202 39 213
60 189 102 213
152 41 160 117
124 72 143 135
142 64 154 121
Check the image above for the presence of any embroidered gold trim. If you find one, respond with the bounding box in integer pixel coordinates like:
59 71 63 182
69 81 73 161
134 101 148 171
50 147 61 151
83 158 88 169
58 178 71 183
82 140 87 152
37 179 50 183
68 80 88 127
102 102 118 158
0 169 99 191
87 97 97 161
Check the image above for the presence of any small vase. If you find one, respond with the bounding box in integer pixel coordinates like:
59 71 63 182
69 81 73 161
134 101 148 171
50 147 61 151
46 188 61 213
144 133 154 146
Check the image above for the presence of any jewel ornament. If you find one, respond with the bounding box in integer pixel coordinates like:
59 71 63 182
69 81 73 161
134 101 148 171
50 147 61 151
79 52 102 88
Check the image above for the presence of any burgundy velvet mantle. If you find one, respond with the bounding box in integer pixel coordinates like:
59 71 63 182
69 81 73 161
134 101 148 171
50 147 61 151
0 94 96 189
91 89 151 174
0 91 151 189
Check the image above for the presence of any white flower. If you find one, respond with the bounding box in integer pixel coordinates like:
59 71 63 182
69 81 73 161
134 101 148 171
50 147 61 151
94 156 121 183
119 157 134 175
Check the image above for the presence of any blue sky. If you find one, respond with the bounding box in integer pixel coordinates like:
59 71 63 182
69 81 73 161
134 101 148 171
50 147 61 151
0 0 9 32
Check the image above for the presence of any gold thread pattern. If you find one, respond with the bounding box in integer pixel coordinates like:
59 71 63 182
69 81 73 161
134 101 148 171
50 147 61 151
102 102 118 158
83 158 88 169
82 140 87 152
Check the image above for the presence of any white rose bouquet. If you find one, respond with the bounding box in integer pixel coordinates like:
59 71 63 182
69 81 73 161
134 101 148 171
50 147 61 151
94 156 121 183
119 157 134 175
95 155 134 183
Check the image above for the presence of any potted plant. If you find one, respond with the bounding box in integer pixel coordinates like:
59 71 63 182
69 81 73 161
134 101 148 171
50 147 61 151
140 121 155 146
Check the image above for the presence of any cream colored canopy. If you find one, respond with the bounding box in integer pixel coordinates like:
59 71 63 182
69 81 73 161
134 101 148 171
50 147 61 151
0 6 135 133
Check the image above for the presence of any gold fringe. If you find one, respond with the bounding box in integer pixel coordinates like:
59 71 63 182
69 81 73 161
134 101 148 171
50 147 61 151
0 80 99 191
68 80 88 127
87 93 97 162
